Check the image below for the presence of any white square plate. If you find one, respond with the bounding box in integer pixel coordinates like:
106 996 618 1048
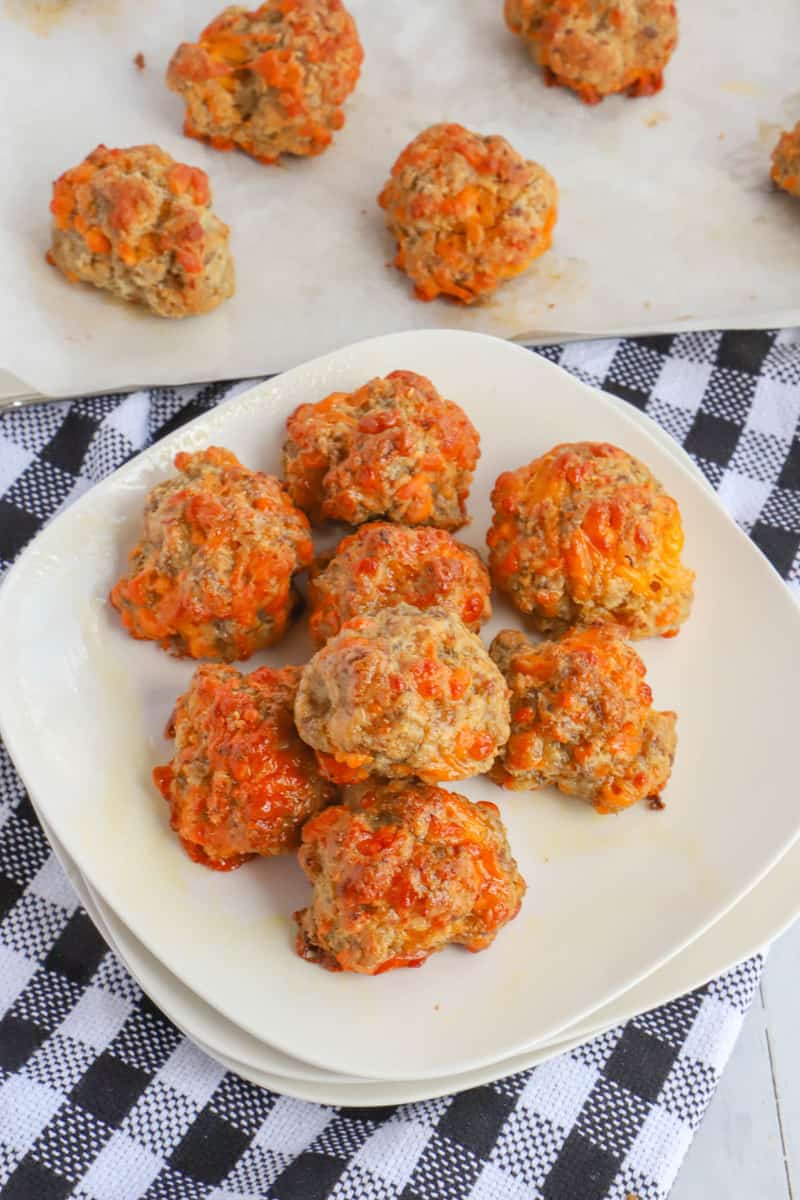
1 330 799 1082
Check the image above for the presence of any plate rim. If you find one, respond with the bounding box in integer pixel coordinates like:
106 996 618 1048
48 807 798 1107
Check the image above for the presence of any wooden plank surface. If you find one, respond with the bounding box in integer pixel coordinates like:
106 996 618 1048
670 918 800 1198
761 920 800 1196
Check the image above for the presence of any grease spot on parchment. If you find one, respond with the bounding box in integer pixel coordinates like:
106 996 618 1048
644 111 669 129
758 120 784 149
721 80 760 97
723 140 774 194
4 0 117 36
478 255 590 337
781 92 800 124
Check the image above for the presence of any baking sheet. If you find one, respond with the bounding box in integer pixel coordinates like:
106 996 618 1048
1 0 799 397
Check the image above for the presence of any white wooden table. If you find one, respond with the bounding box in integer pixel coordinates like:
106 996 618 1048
671 917 800 1198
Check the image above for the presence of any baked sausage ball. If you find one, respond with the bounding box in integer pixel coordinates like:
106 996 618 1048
308 523 491 646
295 780 526 973
110 446 312 660
490 625 676 813
378 123 557 304
154 664 335 870
505 0 678 105
167 0 363 164
487 442 694 639
771 122 800 198
282 370 480 530
294 604 510 784
47 144 234 318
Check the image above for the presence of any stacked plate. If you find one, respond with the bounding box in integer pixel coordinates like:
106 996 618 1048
2 331 799 1106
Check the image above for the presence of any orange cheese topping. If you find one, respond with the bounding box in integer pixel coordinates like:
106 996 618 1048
312 638 492 785
283 370 481 531
110 446 312 660
488 442 693 638
771 122 800 197
154 664 334 870
295 604 509 789
168 0 363 161
505 0 678 106
297 783 524 973
308 522 491 646
378 123 558 304
49 144 216 276
491 624 676 813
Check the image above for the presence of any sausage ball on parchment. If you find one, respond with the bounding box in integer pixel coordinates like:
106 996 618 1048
167 0 363 164
294 604 510 784
154 664 335 870
505 0 678 105
308 522 491 646
110 447 312 660
772 121 800 198
487 442 694 639
295 779 526 973
490 625 677 813
282 370 480 530
378 122 557 304
47 144 234 317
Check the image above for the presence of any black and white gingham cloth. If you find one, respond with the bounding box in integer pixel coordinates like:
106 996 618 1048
0 329 798 1200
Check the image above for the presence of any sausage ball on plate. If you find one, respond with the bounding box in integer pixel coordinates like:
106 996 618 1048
110 446 312 660
47 144 234 317
772 121 800 198
282 370 480 530
378 122 557 304
504 0 678 105
167 0 363 164
490 625 676 813
308 522 491 646
294 603 510 784
295 779 526 973
154 664 335 870
487 441 694 639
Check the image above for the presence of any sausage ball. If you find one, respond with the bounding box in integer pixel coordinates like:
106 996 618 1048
378 123 557 304
308 523 491 646
110 446 312 660
504 0 678 105
487 442 694 639
490 626 676 813
282 370 480 530
154 664 335 870
295 780 526 973
771 121 800 198
294 604 510 784
167 0 363 164
47 144 234 318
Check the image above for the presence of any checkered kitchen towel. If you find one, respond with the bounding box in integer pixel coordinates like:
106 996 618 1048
0 328 798 1200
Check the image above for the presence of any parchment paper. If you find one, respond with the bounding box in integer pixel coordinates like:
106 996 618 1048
1 0 799 397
